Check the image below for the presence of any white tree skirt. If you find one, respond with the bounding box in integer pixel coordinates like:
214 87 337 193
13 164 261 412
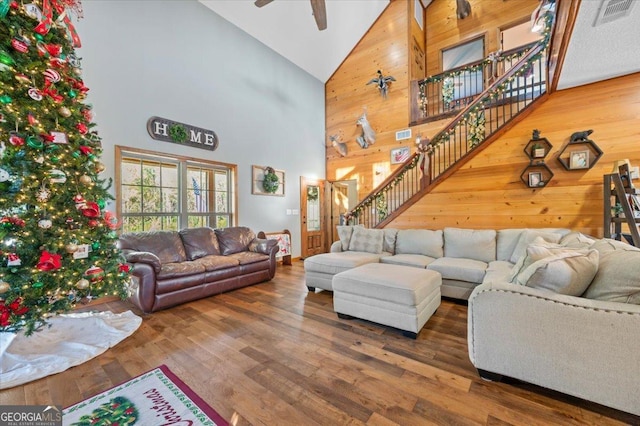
0 310 142 389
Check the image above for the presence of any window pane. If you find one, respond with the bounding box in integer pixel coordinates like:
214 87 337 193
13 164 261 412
143 187 162 212
215 172 227 191
142 162 162 187
216 215 228 229
122 216 142 233
162 216 179 231
216 192 227 213
143 216 162 231
121 159 141 185
122 185 142 213
162 188 179 213
161 164 178 189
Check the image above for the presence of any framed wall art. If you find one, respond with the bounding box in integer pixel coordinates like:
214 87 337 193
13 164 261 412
252 165 285 196
391 146 410 164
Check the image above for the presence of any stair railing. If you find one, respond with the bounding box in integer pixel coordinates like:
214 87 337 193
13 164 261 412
413 41 538 123
348 35 551 229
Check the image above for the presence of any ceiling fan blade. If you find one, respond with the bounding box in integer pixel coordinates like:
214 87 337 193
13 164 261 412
310 0 327 31
254 0 273 7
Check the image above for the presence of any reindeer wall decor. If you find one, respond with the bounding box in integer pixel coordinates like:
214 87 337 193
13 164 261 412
356 111 376 149
329 134 348 157
456 0 471 19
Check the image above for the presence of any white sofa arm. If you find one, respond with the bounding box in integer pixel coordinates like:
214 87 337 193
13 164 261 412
330 241 344 253
468 281 640 416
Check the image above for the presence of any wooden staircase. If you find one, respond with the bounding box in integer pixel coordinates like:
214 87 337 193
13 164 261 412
603 173 640 246
347 21 554 228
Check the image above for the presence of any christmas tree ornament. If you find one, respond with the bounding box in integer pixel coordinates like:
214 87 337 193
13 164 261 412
79 145 93 155
66 217 80 230
0 95 12 104
32 281 44 288
88 219 99 227
65 243 79 253
9 133 24 146
68 89 77 98
27 88 43 101
58 106 71 117
23 3 43 20
95 162 106 173
0 281 10 294
27 113 36 125
0 167 9 182
36 251 62 271
84 266 104 283
43 68 61 83
75 278 90 289
80 201 101 218
26 135 44 148
0 1 9 18
36 183 51 202
14 73 30 84
48 169 67 184
34 155 44 164
97 199 106 209
73 194 86 205
76 122 87 134
91 241 100 251
7 253 21 267
67 53 80 67
79 174 92 185
37 216 52 229
0 49 14 65
11 38 29 53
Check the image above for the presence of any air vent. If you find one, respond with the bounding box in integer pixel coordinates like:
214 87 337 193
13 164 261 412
395 129 412 141
594 0 636 26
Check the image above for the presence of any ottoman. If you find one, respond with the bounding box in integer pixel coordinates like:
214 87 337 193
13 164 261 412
332 263 441 338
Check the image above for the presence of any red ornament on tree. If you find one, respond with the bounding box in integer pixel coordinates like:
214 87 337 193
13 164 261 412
84 265 104 283
36 251 62 271
76 122 88 134
80 201 101 218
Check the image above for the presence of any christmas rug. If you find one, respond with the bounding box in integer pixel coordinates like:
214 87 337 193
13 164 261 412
0 310 141 389
63 365 228 426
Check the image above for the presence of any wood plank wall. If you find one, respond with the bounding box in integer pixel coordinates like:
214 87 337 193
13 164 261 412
325 0 640 237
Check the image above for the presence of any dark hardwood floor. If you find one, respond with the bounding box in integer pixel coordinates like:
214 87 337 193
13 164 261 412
1 261 638 425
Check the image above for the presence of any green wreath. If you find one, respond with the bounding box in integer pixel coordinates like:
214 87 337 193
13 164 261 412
169 124 188 143
262 167 280 193
307 186 318 201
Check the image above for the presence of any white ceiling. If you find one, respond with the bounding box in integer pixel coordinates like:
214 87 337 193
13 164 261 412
199 0 389 82
200 0 640 88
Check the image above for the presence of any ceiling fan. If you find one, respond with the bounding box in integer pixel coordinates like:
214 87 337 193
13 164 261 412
254 0 327 31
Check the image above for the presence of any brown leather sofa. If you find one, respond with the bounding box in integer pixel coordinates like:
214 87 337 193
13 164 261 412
118 226 279 313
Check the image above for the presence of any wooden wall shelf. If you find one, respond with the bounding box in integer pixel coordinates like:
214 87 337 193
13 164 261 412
556 139 603 171
520 161 554 188
524 137 552 161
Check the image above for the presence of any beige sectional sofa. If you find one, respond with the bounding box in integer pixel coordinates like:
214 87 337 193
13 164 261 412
304 226 640 416
304 225 572 299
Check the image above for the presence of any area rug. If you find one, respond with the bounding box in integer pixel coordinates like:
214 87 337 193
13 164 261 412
63 365 228 426
0 310 142 389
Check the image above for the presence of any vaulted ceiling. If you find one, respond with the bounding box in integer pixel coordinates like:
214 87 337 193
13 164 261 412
200 0 640 88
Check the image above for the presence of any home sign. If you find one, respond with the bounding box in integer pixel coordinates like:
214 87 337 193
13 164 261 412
146 116 219 151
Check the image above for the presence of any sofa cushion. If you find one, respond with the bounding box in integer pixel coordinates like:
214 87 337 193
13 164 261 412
119 230 187 264
228 251 270 265
560 231 596 249
382 228 398 253
215 226 255 255
513 249 599 296
428 257 487 284
380 254 436 268
192 254 239 271
348 227 384 254
395 229 443 258
179 227 220 260
157 261 206 279
482 261 514 284
508 237 564 282
444 228 496 263
582 239 640 304
337 225 361 251
509 229 563 264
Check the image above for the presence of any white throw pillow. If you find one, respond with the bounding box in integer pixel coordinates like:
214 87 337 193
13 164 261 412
509 229 562 264
508 237 563 282
336 225 362 251
560 231 596 249
513 249 599 296
583 239 640 304
348 227 384 254
382 228 398 253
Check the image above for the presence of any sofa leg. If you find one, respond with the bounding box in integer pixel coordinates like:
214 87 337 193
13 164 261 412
307 286 316 292
402 330 418 339
337 313 355 320
477 369 503 382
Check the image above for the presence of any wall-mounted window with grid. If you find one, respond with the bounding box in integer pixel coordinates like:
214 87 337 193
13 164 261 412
116 147 236 233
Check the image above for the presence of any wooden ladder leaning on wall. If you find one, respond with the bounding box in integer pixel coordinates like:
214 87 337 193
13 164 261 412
603 173 640 247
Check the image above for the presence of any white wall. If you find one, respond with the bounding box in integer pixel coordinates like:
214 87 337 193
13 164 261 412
76 0 326 258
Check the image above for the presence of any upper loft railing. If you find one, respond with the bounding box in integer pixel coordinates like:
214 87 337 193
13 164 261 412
347 20 553 229
411 41 537 124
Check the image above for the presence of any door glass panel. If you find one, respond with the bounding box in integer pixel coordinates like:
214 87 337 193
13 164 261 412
307 185 320 231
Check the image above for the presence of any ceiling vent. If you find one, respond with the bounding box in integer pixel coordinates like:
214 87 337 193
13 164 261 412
594 0 636 26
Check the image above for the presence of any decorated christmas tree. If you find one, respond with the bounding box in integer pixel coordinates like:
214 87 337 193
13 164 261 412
0 0 130 335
